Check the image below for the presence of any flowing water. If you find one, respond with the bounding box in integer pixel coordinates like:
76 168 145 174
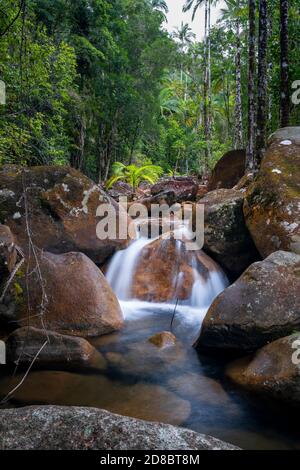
0 222 299 449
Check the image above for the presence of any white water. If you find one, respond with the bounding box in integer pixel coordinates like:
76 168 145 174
106 220 229 327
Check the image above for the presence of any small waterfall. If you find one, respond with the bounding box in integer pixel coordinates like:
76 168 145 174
106 236 154 300
106 219 229 314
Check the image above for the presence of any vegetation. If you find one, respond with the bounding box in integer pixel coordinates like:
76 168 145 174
0 0 299 184
106 162 163 190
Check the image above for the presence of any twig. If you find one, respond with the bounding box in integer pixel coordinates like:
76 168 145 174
0 341 48 405
0 0 25 38
170 298 179 332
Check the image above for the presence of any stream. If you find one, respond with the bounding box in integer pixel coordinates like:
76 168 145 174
0 221 299 450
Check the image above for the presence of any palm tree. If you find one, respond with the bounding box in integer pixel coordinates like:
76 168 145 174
246 0 256 171
159 87 183 118
280 0 289 127
220 0 246 149
106 163 164 191
183 0 212 167
172 22 195 87
256 0 268 164
151 0 169 21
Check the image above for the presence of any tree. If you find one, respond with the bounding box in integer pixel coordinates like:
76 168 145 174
151 0 169 21
280 0 290 127
246 0 256 171
256 0 268 163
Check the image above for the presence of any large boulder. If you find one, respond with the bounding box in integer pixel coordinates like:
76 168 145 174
244 127 300 258
0 165 130 265
0 405 239 450
208 149 246 191
1 250 124 337
132 237 223 303
195 251 300 353
5 327 105 369
200 189 259 278
226 334 300 406
151 177 199 203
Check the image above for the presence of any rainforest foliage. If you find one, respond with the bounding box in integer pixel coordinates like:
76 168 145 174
0 0 299 182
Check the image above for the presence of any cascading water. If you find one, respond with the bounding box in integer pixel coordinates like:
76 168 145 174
106 219 229 329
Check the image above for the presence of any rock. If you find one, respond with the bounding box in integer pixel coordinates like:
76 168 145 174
208 149 246 191
195 251 300 353
226 334 300 405
148 331 176 348
151 177 199 203
5 327 106 369
197 184 209 200
200 189 259 278
107 181 134 202
0 371 190 426
132 237 220 303
0 165 130 265
6 250 123 337
0 224 17 275
0 405 238 450
244 127 300 258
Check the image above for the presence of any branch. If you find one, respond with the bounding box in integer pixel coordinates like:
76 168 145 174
0 0 25 38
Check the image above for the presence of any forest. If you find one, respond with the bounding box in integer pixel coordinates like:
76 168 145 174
1 0 299 181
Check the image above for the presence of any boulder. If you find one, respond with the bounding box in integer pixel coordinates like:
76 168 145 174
208 149 246 191
107 181 134 202
2 250 123 337
151 177 198 203
5 327 105 369
244 127 300 258
226 334 300 405
0 224 17 276
148 331 176 348
0 165 130 265
195 251 300 353
132 237 221 303
0 405 239 450
200 189 259 278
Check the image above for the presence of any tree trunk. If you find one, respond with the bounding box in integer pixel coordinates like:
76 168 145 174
246 0 257 172
256 0 268 165
234 15 243 149
280 0 289 127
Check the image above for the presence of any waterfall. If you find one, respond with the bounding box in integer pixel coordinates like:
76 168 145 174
106 220 229 313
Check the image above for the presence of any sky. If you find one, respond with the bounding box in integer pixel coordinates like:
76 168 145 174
164 0 226 40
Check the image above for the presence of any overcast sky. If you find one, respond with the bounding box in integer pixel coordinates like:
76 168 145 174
164 0 226 40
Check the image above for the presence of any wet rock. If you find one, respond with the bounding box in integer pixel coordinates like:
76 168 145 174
0 371 191 426
148 331 176 348
0 165 130 265
132 237 220 303
5 327 106 369
10 250 123 337
208 149 246 191
200 189 259 278
244 127 300 258
0 405 239 450
226 334 300 406
151 177 199 203
195 251 300 353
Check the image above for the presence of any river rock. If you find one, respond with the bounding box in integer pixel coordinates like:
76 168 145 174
0 165 130 265
107 181 134 202
0 405 239 450
195 251 300 353
7 250 123 337
5 327 106 369
208 149 246 191
148 331 176 348
132 237 221 302
151 177 198 203
244 127 300 258
200 189 259 278
226 334 300 405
